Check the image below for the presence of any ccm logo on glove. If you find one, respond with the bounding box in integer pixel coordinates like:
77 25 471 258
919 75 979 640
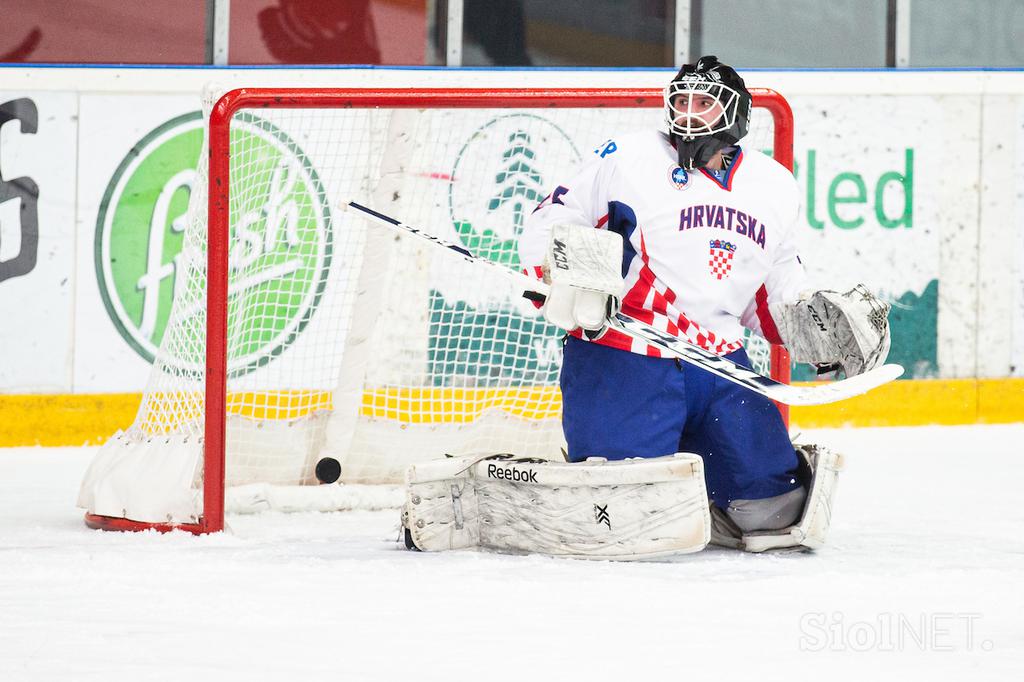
551 239 569 271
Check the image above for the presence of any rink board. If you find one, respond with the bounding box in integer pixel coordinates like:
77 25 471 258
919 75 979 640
2 67 1024 446
2 378 1022 446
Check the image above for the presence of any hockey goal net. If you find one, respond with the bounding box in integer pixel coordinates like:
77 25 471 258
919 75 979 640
79 87 793 533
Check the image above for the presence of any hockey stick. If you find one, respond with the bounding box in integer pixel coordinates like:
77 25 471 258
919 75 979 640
345 201 904 406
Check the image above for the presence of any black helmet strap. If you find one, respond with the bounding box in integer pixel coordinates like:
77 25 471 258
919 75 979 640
675 135 729 171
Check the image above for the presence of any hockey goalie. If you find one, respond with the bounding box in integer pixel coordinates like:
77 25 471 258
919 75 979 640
401 56 892 559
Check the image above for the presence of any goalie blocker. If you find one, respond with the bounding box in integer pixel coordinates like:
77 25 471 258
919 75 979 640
401 446 843 559
540 222 623 335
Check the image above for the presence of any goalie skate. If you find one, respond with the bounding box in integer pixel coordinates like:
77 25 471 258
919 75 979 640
402 453 711 560
710 444 844 552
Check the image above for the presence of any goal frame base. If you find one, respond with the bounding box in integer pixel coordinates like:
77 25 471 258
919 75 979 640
84 513 211 534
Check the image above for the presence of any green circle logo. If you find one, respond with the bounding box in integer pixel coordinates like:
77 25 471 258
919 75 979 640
95 112 332 376
449 114 580 268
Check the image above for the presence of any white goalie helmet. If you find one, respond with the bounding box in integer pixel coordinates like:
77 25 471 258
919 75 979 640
663 55 752 169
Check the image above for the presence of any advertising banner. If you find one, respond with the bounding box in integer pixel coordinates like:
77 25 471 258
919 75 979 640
74 94 200 392
0 92 77 392
786 95 973 379
1015 98 1024 378
0 74 1019 399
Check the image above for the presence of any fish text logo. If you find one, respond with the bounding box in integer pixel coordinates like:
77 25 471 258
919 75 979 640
95 112 331 376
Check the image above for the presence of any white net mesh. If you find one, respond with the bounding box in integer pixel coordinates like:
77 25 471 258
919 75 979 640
103 89 787 522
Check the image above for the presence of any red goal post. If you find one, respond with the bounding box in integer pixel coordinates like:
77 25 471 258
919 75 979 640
84 87 793 535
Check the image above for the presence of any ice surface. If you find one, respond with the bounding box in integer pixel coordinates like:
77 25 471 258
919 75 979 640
1 425 1022 681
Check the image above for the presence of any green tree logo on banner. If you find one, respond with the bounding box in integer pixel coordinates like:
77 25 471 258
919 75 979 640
433 114 581 385
486 130 546 238
449 114 579 269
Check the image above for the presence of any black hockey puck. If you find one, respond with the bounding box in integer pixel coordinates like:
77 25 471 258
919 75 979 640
315 457 341 484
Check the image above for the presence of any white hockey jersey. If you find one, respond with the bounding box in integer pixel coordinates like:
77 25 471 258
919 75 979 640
519 130 807 357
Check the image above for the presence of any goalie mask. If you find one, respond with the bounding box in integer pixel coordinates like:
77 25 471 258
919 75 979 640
664 55 752 170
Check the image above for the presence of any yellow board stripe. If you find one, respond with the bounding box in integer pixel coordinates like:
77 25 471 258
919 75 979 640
1 379 1022 447
789 377 1024 427
0 393 143 447
361 386 562 423
106 387 563 429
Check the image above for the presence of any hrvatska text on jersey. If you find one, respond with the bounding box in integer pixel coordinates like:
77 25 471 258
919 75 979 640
678 204 768 249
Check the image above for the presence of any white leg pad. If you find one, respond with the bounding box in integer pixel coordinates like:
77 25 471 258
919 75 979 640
741 445 844 553
402 453 711 560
